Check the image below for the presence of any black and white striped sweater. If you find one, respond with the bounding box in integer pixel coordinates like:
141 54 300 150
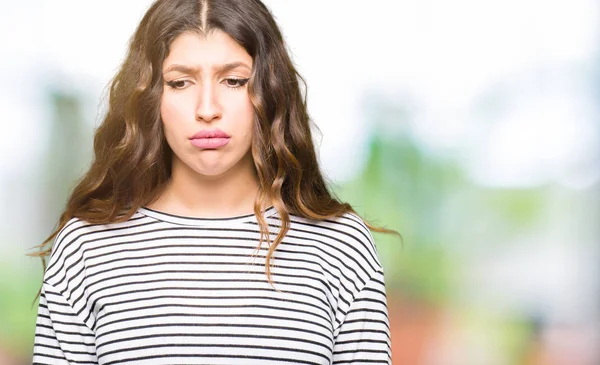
33 206 391 364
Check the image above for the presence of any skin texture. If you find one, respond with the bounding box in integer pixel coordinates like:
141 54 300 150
148 30 262 218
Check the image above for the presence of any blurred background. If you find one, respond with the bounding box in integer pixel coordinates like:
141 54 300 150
1 0 598 364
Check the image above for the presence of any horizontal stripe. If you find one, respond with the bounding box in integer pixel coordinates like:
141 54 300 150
33 208 391 364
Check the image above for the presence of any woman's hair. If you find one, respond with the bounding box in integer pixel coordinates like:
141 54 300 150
31 0 400 293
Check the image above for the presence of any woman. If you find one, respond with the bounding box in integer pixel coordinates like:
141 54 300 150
32 0 398 364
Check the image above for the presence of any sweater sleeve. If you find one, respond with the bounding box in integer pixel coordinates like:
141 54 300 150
332 270 392 364
32 282 98 365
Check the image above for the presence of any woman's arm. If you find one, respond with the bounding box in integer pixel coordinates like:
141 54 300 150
33 282 98 365
332 270 392 364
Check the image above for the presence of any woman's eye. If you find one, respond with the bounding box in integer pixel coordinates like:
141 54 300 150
166 78 249 90
224 78 249 88
166 80 190 89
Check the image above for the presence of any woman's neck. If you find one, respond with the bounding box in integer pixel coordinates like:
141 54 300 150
147 152 267 218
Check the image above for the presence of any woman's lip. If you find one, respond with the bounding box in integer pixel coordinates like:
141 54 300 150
190 128 230 139
190 137 230 149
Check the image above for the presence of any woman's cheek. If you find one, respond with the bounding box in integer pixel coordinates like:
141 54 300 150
161 96 177 118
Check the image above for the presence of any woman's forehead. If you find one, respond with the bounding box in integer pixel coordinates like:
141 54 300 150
162 30 252 73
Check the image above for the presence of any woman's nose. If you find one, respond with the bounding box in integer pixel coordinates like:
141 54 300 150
195 82 222 122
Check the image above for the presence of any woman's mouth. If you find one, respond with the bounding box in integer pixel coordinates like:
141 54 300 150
189 128 231 149
190 137 230 149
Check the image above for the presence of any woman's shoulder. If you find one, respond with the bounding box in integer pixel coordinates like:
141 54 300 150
43 211 150 284
51 210 148 251
286 210 384 275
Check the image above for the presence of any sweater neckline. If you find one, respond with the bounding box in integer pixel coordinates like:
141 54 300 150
137 205 277 227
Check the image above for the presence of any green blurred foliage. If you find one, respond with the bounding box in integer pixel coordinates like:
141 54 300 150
0 262 41 357
336 132 462 303
42 91 94 229
0 90 93 361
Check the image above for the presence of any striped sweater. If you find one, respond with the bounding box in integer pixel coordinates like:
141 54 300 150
33 206 391 364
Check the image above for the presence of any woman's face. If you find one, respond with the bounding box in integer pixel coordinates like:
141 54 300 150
160 30 255 179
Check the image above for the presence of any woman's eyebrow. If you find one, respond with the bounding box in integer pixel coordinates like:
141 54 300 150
163 61 251 75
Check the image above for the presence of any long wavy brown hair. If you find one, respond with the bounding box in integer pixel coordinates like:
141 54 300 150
30 0 400 296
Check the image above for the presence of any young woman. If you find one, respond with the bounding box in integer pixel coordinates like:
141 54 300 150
32 0 398 364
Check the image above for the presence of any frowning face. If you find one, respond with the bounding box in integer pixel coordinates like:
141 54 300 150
160 29 255 179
